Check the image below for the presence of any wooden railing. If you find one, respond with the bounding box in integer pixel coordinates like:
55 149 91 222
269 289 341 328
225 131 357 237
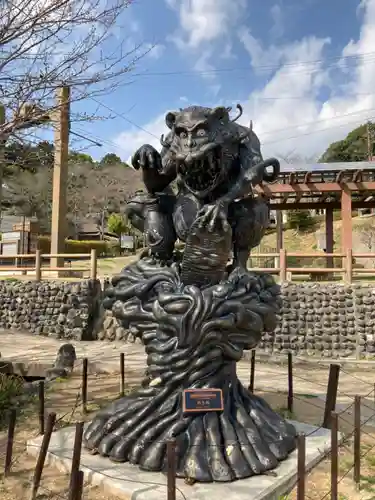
0 248 374 283
249 249 375 283
0 249 97 281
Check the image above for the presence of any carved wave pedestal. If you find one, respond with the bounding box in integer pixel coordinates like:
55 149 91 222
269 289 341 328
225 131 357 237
83 257 297 482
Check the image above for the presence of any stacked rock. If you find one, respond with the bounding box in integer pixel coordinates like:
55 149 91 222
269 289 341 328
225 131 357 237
0 279 100 341
261 283 375 358
96 282 375 358
353 285 375 355
97 310 143 343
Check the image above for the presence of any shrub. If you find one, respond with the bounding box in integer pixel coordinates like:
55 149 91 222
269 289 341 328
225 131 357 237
107 213 127 236
287 210 316 232
0 374 23 426
37 236 120 257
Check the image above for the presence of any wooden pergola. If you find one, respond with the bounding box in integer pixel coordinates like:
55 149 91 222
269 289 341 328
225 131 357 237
254 161 375 264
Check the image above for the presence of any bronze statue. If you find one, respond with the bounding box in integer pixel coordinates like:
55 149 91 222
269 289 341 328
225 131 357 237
83 104 297 482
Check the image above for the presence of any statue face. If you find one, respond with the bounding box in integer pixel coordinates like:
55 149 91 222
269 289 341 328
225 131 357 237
165 106 234 198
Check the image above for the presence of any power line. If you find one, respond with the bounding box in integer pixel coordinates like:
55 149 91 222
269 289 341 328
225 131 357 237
251 92 375 101
87 91 375 144
260 106 375 138
131 50 375 79
73 127 124 153
84 94 160 139
262 113 375 147
70 130 102 147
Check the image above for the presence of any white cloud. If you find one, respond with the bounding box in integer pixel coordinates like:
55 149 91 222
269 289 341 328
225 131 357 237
166 0 246 49
115 0 375 163
221 42 237 60
115 114 166 165
270 4 284 39
193 49 215 76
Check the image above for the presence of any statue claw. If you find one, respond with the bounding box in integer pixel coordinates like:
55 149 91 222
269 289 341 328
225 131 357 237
197 202 229 232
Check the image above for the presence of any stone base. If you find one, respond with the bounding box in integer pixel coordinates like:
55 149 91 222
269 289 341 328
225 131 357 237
27 421 337 500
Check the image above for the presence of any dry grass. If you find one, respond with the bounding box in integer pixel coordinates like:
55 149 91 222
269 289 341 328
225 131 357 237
259 213 375 254
0 254 140 281
0 371 142 500
260 390 375 500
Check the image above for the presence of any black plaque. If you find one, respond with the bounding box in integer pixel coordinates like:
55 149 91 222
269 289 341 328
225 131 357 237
182 388 224 414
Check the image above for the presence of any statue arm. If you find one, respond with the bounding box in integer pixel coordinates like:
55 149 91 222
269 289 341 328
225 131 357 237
132 144 177 195
143 163 177 195
218 145 279 207
216 145 262 206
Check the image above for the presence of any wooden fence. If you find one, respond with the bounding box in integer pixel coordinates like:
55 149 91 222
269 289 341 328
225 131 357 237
0 248 374 283
0 249 97 280
2 353 375 499
249 249 375 283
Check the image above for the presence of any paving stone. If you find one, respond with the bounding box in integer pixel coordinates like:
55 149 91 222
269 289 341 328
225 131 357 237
27 421 338 500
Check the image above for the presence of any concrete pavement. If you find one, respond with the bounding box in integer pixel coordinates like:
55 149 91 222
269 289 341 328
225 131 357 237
1 329 375 424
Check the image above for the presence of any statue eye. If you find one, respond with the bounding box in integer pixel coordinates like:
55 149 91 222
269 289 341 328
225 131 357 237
196 128 207 137
176 128 187 138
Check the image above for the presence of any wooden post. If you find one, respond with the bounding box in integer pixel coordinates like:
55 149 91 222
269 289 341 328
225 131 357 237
35 249 42 282
345 248 353 284
68 422 84 500
330 412 339 500
323 364 340 429
353 395 361 488
50 86 70 275
82 358 88 414
4 409 17 476
341 186 352 275
296 434 306 500
167 440 176 500
75 470 84 500
325 207 334 268
287 352 294 414
90 249 97 280
29 412 56 500
279 248 287 283
0 103 5 223
38 381 45 435
275 207 283 268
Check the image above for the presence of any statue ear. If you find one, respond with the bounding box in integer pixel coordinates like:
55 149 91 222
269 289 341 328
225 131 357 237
165 111 177 129
211 106 229 121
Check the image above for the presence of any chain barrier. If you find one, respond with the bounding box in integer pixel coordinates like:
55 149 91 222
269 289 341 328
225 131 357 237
1 351 375 499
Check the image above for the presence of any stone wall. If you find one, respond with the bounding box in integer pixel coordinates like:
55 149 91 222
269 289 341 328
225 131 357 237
260 283 375 358
0 279 101 340
98 283 375 358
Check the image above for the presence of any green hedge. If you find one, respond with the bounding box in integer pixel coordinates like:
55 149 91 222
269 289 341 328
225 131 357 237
37 236 120 257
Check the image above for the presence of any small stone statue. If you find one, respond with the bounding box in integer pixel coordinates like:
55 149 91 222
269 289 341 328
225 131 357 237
46 343 76 381
83 105 296 482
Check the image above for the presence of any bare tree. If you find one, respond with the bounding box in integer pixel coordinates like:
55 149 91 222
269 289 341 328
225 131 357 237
5 158 142 235
4 166 53 231
359 220 375 252
67 162 142 237
0 0 148 139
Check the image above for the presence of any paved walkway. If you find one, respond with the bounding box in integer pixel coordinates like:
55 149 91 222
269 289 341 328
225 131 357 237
2 330 375 424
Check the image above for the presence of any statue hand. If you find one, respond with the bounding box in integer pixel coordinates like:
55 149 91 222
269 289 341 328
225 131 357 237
132 144 162 171
197 200 230 232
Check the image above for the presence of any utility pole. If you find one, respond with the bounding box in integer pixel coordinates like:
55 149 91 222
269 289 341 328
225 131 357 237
0 104 6 227
50 86 70 274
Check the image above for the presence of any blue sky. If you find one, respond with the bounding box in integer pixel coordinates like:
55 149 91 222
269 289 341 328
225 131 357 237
61 0 375 163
